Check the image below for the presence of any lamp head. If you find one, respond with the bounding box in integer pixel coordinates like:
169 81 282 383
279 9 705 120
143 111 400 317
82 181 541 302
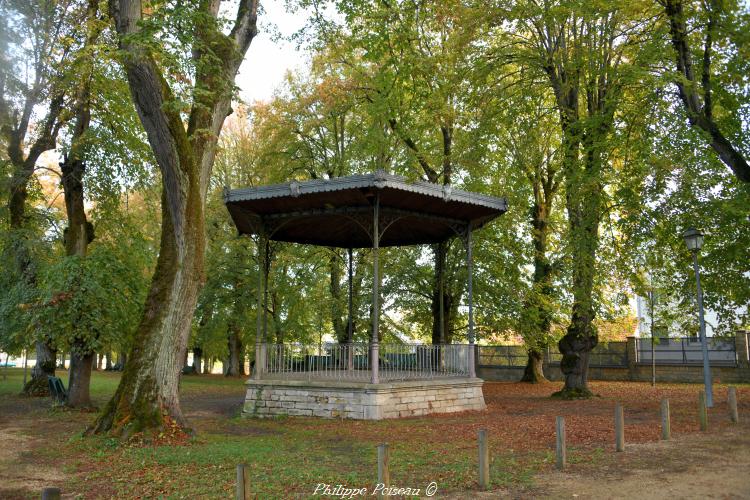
683 227 704 252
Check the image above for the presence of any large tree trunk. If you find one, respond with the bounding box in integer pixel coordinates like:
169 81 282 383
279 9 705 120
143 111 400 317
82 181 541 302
89 185 204 435
89 0 258 436
61 97 97 407
225 325 243 376
67 352 94 407
554 125 605 398
22 342 57 396
521 349 546 383
192 347 203 374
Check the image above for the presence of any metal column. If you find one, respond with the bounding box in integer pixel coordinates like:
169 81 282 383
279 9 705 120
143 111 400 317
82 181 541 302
254 233 266 379
466 225 476 378
371 194 380 384
347 247 354 371
692 252 713 407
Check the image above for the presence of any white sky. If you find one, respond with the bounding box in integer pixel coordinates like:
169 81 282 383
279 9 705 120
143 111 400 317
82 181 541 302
235 1 311 104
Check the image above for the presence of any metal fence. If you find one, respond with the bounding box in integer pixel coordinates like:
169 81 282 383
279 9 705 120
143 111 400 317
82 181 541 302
262 343 471 382
477 336 740 369
546 342 629 368
478 342 629 368
477 345 528 367
635 337 736 366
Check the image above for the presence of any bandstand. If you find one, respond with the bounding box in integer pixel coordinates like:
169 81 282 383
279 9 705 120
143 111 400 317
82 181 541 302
224 171 507 419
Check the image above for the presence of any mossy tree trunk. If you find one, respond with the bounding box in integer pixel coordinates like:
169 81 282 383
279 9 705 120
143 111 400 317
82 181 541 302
89 0 258 436
520 149 558 383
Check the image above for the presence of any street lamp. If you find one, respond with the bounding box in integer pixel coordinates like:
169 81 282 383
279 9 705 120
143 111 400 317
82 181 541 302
683 227 713 407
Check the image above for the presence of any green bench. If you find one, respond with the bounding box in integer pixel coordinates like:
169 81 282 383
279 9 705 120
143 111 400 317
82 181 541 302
47 376 67 404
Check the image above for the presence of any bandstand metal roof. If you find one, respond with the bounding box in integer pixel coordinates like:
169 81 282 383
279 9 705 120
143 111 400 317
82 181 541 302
223 171 507 248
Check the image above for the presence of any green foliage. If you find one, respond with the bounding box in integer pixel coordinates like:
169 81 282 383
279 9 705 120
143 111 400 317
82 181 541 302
32 239 149 356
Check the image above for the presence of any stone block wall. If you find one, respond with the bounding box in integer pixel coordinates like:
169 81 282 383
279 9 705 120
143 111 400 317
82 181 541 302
243 378 486 420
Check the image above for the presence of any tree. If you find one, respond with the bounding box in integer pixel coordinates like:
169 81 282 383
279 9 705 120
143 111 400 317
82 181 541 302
507 95 562 383
510 0 655 397
61 0 104 408
660 0 750 182
89 0 259 436
0 0 89 395
318 0 483 344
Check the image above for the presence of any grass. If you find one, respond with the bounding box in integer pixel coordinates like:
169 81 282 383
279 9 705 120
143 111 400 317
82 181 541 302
0 368 747 499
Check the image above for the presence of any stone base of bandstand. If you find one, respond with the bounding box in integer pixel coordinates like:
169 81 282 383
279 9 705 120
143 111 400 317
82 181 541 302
242 377 486 420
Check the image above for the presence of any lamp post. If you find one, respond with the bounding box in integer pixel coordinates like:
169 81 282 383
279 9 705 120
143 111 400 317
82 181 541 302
683 228 713 407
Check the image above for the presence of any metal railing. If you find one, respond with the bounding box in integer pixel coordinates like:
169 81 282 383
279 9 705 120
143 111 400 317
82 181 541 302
260 343 471 382
477 343 629 368
478 345 528 367
547 342 629 368
635 337 737 366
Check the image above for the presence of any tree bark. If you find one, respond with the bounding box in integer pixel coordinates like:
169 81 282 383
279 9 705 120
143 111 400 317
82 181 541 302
520 171 557 383
534 11 619 398
67 352 94 407
89 0 258 436
554 119 607 398
192 347 203 374
90 185 205 434
22 342 57 396
521 349 546 383
329 249 347 343
225 325 243 376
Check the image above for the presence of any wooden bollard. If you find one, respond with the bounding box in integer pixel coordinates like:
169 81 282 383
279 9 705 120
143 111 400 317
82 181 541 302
377 443 390 488
41 487 61 500
728 387 738 423
555 416 566 470
699 390 708 431
660 398 671 440
236 464 249 500
478 429 489 489
615 403 625 452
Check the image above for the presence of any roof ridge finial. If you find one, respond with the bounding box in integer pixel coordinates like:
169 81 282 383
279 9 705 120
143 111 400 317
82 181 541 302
442 184 453 201
373 169 387 188
289 180 300 197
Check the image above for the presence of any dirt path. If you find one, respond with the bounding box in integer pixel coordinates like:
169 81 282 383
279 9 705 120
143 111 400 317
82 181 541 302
473 421 750 499
0 426 67 497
